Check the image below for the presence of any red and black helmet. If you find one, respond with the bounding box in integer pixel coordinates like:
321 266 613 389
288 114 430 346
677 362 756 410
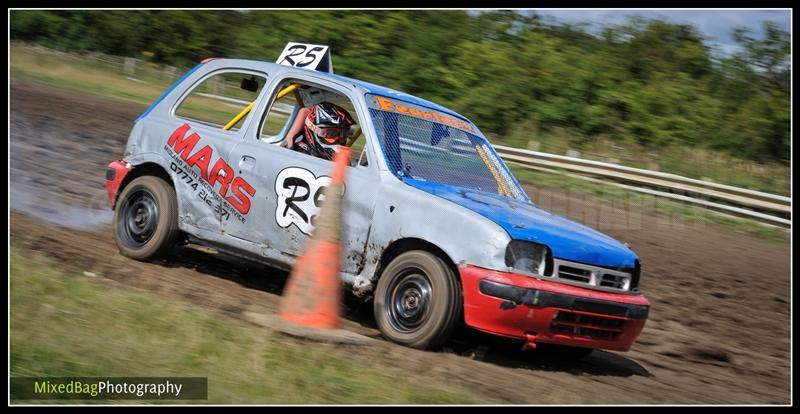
303 102 355 147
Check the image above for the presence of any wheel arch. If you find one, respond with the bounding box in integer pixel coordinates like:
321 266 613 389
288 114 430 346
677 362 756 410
374 238 461 291
116 162 174 208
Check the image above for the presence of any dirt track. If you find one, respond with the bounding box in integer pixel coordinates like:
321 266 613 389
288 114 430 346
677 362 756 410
9 81 791 404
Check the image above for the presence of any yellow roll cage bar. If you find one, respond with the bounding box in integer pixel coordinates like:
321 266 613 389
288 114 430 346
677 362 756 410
222 83 300 131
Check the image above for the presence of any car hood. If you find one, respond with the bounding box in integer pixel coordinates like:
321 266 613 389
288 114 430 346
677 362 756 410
404 178 638 268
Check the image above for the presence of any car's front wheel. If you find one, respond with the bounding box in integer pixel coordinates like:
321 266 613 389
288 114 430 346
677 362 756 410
373 251 462 350
113 175 180 261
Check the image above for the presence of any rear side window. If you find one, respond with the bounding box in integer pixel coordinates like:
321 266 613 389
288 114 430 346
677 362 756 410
175 71 267 131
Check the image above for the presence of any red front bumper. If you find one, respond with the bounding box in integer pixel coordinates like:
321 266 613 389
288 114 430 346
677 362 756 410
105 160 131 208
460 265 650 352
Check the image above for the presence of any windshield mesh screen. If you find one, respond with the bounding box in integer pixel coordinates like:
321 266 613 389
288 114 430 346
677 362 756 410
369 108 525 200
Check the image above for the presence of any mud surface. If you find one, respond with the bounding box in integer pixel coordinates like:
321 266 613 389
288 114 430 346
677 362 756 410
9 81 791 404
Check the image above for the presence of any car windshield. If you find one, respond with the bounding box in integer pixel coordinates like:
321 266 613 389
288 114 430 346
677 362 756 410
366 94 527 200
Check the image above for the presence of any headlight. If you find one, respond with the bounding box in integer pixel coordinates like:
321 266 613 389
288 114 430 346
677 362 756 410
505 240 553 276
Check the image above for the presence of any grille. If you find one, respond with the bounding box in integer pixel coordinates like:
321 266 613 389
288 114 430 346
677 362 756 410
600 273 628 288
558 265 591 283
552 259 632 292
551 310 624 341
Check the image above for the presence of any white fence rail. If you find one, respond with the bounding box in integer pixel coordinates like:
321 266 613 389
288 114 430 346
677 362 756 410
495 145 791 228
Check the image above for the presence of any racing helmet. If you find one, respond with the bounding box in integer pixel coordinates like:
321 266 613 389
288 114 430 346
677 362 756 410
303 101 355 148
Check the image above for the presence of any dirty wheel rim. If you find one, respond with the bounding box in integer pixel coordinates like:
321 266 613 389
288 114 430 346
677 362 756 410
119 188 159 248
386 270 432 333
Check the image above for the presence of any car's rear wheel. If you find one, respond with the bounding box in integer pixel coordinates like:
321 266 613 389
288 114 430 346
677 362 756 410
113 175 180 261
373 251 462 350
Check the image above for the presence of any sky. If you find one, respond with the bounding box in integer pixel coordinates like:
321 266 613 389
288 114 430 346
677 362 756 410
528 9 791 56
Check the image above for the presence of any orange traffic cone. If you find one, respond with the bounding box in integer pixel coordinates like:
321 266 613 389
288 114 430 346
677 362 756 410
278 147 351 330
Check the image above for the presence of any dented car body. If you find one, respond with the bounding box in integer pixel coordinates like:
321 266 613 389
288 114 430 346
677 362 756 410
106 57 649 353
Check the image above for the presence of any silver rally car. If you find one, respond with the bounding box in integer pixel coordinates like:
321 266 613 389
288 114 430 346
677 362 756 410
106 49 650 356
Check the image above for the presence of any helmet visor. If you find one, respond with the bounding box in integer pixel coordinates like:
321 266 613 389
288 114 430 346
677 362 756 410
318 127 350 142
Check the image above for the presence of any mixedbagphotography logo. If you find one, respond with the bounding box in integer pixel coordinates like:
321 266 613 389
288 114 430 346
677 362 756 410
10 377 208 400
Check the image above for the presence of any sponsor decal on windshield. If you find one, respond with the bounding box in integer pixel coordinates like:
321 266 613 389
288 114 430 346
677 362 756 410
369 95 476 134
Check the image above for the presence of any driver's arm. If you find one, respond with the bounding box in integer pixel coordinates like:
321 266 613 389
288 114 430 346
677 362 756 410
283 107 311 148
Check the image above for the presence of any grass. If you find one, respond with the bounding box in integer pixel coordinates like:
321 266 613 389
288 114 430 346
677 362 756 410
10 46 173 107
9 250 474 404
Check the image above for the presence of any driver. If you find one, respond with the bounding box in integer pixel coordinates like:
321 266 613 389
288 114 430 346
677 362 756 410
284 101 355 161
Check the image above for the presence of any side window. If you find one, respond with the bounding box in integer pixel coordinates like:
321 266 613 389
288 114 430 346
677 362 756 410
260 81 299 143
259 81 366 165
175 71 266 131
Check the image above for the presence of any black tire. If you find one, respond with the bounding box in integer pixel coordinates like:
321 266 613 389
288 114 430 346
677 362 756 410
536 343 594 360
373 251 462 350
113 175 180 261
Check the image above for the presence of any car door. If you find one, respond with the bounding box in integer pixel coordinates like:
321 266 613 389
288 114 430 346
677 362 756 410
223 75 379 275
165 69 269 234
